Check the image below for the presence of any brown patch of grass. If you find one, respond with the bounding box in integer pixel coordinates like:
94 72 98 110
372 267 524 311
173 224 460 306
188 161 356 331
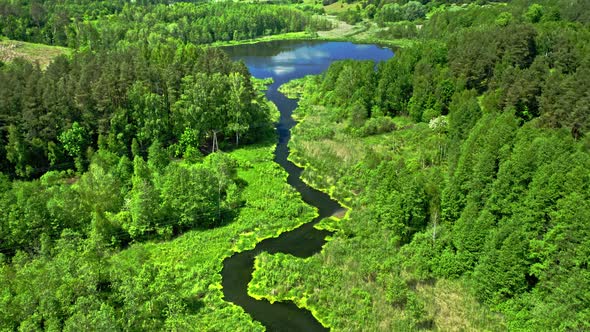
416 279 507 331
331 208 347 218
317 15 363 38
0 40 71 69
298 135 364 168
322 139 364 165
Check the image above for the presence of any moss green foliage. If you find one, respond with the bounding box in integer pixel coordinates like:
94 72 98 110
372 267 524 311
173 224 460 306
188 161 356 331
375 1 428 25
249 2 590 329
278 77 309 100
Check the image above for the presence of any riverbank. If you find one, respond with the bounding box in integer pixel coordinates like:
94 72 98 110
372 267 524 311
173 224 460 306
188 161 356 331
109 139 320 330
211 16 415 49
222 41 395 330
247 75 507 330
107 84 319 330
282 79 353 211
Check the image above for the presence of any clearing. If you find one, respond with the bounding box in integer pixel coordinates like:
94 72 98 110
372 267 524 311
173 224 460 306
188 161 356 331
0 39 70 69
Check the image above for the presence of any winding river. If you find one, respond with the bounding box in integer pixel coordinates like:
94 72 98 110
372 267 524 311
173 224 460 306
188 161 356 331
221 41 394 331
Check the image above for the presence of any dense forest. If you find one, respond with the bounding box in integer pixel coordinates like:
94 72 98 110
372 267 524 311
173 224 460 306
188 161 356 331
0 44 271 176
0 1 321 329
1 0 589 330
256 0 590 330
0 0 332 48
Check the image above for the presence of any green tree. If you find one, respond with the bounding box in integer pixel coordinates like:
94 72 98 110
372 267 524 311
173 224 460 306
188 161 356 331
524 4 544 23
125 156 161 240
5 125 29 177
227 72 251 146
495 12 513 27
59 122 90 172
160 163 218 229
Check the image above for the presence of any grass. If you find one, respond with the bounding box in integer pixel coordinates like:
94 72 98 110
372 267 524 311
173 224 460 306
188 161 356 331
416 279 507 331
0 39 70 69
248 229 417 331
323 2 358 15
212 31 314 47
278 76 310 99
316 15 362 39
212 14 414 49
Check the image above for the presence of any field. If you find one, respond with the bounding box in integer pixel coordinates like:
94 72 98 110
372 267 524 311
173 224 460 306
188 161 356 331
323 1 358 15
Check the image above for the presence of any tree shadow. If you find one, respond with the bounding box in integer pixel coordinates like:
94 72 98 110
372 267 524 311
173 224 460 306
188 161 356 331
184 296 205 314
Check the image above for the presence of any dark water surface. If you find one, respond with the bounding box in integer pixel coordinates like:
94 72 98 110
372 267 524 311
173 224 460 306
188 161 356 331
221 40 394 331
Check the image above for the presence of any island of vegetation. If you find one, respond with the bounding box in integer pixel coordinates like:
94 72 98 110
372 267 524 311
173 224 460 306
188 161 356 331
0 0 589 330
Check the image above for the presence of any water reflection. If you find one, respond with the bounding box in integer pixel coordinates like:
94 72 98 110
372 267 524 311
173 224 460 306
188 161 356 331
272 65 296 75
223 40 394 83
272 47 329 63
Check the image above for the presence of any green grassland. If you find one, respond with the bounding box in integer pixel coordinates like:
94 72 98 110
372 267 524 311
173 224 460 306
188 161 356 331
323 1 358 15
211 31 314 47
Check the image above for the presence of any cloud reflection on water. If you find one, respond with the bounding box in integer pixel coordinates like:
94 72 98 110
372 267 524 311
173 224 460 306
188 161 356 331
226 41 394 81
269 47 330 76
272 66 296 75
272 47 329 63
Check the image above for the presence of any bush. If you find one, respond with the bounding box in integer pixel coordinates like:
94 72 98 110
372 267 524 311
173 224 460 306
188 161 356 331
359 116 396 136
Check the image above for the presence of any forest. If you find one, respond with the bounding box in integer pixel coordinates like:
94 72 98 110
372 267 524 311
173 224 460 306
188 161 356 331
262 0 590 330
0 0 332 48
0 1 317 329
1 0 589 330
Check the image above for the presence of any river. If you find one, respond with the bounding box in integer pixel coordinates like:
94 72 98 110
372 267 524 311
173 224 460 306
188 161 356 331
221 40 394 331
